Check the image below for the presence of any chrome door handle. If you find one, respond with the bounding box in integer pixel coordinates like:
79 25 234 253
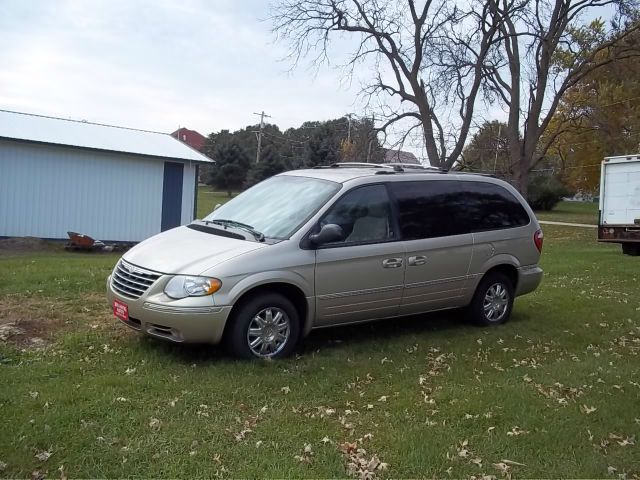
382 258 403 268
408 255 427 266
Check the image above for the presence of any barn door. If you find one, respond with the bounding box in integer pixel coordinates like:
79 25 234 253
161 162 184 231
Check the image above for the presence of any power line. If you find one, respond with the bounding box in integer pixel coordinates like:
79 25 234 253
262 131 309 145
588 95 640 108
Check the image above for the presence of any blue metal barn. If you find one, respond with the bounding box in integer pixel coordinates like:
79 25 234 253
0 110 213 242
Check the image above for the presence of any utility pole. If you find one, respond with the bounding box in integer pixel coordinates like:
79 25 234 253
253 111 272 163
366 113 375 163
345 113 354 142
493 123 502 173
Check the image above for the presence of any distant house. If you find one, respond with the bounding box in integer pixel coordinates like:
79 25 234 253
171 127 207 152
381 148 420 165
0 110 213 242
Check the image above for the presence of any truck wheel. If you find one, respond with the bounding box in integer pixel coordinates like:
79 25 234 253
467 272 514 326
225 292 300 359
622 244 640 256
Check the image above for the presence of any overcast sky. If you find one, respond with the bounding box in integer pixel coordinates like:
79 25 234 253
0 0 368 139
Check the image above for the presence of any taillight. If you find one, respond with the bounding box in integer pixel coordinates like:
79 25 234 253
534 229 544 253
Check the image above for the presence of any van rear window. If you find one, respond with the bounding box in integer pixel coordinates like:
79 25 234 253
461 181 530 232
388 180 529 240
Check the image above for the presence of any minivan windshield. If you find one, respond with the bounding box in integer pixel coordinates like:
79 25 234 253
202 175 341 239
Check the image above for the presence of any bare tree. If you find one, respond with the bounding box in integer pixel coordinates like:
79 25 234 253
271 0 504 170
484 0 640 195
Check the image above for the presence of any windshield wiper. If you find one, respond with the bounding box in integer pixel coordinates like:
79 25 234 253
204 219 265 242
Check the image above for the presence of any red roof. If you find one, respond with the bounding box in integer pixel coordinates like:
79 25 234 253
171 127 207 152
381 148 420 164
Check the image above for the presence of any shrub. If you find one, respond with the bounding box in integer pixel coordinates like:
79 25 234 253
527 175 569 211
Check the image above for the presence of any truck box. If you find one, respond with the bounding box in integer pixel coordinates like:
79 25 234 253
598 154 640 255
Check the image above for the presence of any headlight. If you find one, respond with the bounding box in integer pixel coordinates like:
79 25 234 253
164 276 222 299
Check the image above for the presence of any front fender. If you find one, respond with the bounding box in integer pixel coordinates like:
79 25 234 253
224 270 314 303
218 270 316 336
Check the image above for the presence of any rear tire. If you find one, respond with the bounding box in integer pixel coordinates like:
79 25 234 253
622 244 640 256
225 292 300 359
468 272 514 326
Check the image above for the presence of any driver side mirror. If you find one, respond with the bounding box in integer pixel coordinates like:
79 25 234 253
309 223 344 246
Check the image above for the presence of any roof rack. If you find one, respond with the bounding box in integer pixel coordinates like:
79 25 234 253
312 162 393 169
454 171 497 178
310 161 448 174
385 162 444 172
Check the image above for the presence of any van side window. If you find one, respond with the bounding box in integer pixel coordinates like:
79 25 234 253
321 184 394 244
463 181 530 231
389 180 469 240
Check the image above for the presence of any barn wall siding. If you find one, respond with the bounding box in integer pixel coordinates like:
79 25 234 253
181 161 196 224
0 140 169 242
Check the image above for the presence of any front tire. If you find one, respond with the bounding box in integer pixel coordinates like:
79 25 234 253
468 272 514 326
225 292 300 359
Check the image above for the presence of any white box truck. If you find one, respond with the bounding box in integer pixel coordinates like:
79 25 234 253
598 154 640 255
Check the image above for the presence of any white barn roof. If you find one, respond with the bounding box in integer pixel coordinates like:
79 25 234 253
0 109 213 163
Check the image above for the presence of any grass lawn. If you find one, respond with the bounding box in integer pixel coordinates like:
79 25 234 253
1 220 638 477
196 185 235 219
534 200 599 225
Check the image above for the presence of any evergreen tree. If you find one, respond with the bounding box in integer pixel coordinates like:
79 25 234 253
205 143 251 197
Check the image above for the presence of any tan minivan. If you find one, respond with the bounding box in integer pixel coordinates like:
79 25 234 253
106 164 543 358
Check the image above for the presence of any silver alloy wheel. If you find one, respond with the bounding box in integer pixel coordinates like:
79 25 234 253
483 282 509 322
246 307 291 358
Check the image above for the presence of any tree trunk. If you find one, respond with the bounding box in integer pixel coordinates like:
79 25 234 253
514 158 529 199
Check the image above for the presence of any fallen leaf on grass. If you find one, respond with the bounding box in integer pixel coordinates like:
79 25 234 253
501 459 526 466
506 426 529 436
377 396 387 402
124 367 136 375
294 443 313 464
34 450 51 462
281 386 290 394
617 436 635 447
321 436 331 444
607 466 617 475
339 441 388 479
580 404 597 414
0 461 7 471
29 391 39 399
493 462 510 474
457 440 470 458
148 418 161 430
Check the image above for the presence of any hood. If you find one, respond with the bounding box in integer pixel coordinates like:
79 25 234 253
123 225 268 275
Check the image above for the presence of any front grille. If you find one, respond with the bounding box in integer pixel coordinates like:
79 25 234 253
111 260 161 300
